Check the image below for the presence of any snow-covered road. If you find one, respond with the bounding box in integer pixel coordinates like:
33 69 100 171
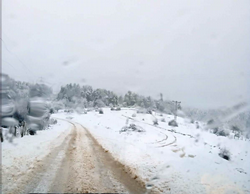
1 119 146 194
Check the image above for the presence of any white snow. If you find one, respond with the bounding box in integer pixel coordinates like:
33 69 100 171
2 108 249 194
55 108 250 194
1 120 71 178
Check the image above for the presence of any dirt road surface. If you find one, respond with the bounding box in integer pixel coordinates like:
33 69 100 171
2 120 147 194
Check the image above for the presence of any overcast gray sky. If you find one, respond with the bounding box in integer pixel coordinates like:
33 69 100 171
2 0 250 109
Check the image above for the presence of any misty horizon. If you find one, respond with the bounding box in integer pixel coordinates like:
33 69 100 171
2 0 250 109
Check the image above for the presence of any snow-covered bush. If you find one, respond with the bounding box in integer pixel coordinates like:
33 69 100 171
147 110 152 114
211 127 219 134
132 113 136 117
219 148 231 161
120 124 145 133
245 133 250 141
95 99 106 108
49 118 57 125
153 120 158 125
137 109 146 114
168 119 178 127
195 122 200 129
99 109 104 114
52 101 65 112
234 132 241 139
161 118 166 122
217 130 229 137
152 117 158 125
231 125 241 134
87 108 94 112
111 107 121 111
29 129 36 135
64 109 74 113
49 108 55 114
207 119 214 125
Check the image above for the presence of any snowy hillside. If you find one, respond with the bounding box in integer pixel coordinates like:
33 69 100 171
55 108 250 194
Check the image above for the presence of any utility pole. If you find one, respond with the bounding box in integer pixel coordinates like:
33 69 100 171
172 101 181 121
38 77 44 84
160 93 163 101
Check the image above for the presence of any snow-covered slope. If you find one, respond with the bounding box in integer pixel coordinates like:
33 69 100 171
55 108 250 194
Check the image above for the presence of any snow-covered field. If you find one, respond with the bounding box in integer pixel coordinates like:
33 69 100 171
56 108 250 194
2 108 249 194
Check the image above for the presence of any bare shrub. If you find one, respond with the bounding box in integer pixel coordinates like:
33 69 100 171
219 148 231 161
29 129 37 135
153 120 158 125
137 109 146 114
168 119 178 127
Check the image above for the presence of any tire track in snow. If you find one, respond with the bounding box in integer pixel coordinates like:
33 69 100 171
122 115 177 148
151 133 168 144
157 135 177 148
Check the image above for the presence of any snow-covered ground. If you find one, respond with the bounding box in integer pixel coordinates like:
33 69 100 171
2 120 71 167
1 120 72 193
2 108 249 194
56 108 250 194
